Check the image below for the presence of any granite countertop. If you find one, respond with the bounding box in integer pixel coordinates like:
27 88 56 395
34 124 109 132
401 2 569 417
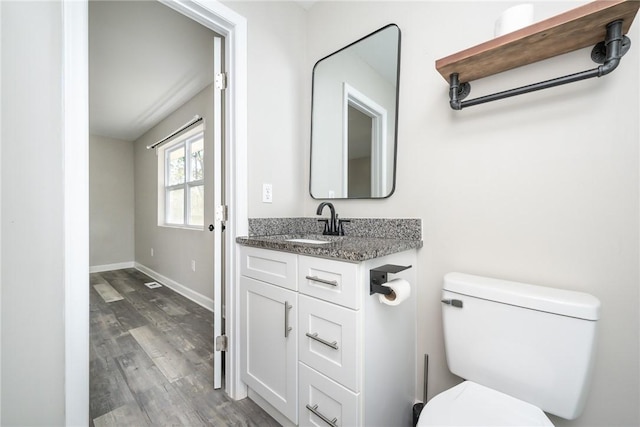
236 233 423 262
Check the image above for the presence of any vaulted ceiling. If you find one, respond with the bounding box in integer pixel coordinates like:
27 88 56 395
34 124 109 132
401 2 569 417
89 0 217 142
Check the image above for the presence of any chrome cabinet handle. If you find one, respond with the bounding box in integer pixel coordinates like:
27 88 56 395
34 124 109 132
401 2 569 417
305 332 339 350
305 275 338 287
284 301 292 338
306 404 338 427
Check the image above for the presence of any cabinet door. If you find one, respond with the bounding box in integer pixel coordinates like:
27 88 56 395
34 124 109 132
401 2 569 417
240 276 298 423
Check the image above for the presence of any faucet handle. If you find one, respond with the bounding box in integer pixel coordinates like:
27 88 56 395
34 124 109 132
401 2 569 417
318 219 329 235
338 219 351 236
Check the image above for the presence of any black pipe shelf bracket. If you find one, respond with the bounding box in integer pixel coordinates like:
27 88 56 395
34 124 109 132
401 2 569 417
448 19 631 110
370 264 411 296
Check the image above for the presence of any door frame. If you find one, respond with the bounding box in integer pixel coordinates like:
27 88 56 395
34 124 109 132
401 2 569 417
63 0 248 423
342 82 387 198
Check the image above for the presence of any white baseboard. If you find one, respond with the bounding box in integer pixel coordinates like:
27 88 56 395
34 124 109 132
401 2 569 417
134 263 214 312
90 261 135 273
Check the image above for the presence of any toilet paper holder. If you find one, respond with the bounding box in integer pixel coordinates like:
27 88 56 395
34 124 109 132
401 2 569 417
370 264 411 295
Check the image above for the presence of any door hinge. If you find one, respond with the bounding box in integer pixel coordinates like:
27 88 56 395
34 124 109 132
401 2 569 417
215 335 228 351
215 205 228 223
215 72 227 90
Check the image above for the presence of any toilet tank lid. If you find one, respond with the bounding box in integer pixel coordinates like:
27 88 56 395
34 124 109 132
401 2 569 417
444 273 601 320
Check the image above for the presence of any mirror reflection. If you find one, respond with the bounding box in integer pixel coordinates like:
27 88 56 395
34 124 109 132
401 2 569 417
310 24 401 199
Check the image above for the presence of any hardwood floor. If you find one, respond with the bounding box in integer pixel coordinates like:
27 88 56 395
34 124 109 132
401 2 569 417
90 268 280 426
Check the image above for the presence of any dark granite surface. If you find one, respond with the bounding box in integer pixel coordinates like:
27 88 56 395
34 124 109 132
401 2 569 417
238 218 422 262
248 217 422 240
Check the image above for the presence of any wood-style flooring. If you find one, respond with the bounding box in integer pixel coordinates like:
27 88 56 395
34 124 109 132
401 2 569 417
90 268 280 426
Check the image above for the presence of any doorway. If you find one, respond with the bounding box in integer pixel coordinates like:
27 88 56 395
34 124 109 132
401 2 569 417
342 82 388 198
64 0 249 423
347 105 373 197
89 0 225 386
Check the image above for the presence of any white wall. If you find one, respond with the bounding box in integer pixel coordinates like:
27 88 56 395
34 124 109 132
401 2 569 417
90 135 135 267
301 2 639 426
222 0 307 217
135 85 216 303
0 1 3 420
1 1 66 424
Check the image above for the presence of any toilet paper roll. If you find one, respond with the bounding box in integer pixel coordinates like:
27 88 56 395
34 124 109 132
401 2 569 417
378 278 411 306
494 4 534 37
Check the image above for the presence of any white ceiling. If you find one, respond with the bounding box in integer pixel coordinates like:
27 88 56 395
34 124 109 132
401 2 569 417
89 0 217 141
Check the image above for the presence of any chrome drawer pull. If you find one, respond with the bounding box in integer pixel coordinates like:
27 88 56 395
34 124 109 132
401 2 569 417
305 332 339 350
305 275 338 287
284 301 292 338
306 404 338 427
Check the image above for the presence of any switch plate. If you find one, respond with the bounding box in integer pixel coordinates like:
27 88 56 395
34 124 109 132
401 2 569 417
262 183 273 203
191 260 196 272
151 248 154 257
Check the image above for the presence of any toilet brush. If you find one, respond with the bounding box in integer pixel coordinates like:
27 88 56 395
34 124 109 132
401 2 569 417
412 354 428 427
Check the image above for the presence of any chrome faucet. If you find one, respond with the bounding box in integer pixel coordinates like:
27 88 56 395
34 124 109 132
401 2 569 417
316 202 349 236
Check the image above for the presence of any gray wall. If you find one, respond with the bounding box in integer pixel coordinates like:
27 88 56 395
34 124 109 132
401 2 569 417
301 2 639 426
90 135 135 267
1 1 65 424
134 85 215 301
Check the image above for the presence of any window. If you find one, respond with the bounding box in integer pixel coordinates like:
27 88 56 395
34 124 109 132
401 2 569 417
161 129 204 228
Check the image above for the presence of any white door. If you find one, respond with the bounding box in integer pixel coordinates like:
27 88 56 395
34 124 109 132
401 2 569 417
240 276 298 423
212 34 224 389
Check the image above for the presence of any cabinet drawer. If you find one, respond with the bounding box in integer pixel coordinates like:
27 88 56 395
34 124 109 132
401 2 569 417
299 295 360 392
299 363 359 427
298 256 359 309
241 246 298 291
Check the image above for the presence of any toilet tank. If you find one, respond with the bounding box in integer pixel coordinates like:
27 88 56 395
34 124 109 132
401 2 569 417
442 273 600 420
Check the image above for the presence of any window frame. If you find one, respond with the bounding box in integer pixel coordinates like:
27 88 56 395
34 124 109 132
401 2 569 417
160 127 205 230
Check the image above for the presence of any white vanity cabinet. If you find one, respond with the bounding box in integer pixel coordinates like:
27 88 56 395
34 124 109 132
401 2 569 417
239 245 417 427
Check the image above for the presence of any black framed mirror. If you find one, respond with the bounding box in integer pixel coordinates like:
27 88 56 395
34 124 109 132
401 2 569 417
310 24 401 199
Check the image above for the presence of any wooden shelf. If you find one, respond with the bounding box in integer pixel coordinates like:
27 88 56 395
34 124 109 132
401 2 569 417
435 0 640 84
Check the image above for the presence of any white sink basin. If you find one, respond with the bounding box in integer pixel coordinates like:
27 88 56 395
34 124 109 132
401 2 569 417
286 238 331 245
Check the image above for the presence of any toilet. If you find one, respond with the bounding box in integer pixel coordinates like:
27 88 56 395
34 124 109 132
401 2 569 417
418 272 601 426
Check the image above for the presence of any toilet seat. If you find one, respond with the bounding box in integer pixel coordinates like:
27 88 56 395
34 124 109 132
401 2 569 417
417 381 554 426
